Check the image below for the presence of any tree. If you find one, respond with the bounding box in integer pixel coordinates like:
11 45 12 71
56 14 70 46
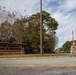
24 11 58 51
44 34 57 52
12 18 25 43
29 11 58 31
0 8 58 52
0 21 12 42
62 41 71 52
0 6 24 43
8 36 16 43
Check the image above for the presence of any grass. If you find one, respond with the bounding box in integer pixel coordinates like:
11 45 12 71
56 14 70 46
0 53 70 59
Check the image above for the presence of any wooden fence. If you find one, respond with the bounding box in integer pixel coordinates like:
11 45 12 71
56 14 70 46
0 43 24 55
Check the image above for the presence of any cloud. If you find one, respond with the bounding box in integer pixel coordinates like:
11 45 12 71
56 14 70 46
58 0 76 12
50 0 76 47
0 0 40 16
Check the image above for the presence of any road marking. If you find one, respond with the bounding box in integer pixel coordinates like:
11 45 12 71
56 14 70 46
0 64 76 67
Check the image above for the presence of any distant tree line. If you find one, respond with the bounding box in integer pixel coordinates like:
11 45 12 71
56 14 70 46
0 6 58 53
61 41 73 53
56 41 72 53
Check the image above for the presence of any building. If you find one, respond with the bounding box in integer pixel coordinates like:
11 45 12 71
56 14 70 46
0 43 24 55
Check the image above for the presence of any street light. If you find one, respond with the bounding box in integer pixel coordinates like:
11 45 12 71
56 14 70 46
40 0 42 54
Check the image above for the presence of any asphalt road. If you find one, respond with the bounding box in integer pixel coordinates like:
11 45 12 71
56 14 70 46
0 57 76 66
0 57 76 75
0 66 76 75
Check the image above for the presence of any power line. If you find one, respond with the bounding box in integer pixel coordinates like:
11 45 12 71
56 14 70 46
59 4 76 36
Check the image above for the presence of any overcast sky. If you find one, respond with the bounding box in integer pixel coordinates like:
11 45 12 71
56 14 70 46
0 0 76 48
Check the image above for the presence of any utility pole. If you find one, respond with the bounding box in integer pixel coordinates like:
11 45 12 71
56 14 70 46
40 0 42 54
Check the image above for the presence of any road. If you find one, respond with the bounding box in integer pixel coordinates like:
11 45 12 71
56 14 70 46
0 57 76 66
0 57 76 75
0 66 76 75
